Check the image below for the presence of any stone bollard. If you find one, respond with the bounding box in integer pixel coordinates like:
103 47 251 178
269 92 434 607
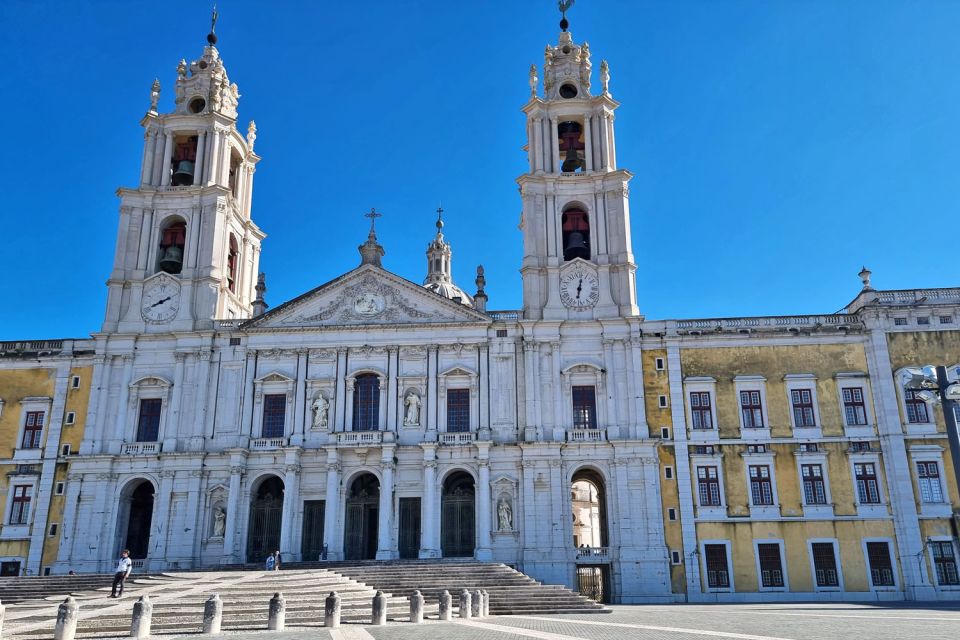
409 590 424 624
203 593 223 634
371 590 387 625
472 589 482 618
129 595 153 638
268 592 286 631
438 590 452 621
482 589 490 617
324 591 342 629
458 589 472 619
54 596 79 640
0 597 5 638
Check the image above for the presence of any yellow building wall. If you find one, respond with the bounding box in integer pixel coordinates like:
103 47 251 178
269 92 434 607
642 348 671 439
658 446 686 592
696 519 897 593
0 368 57 457
886 331 960 434
679 344 870 439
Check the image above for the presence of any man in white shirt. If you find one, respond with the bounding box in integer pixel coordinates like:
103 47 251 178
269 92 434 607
110 549 133 598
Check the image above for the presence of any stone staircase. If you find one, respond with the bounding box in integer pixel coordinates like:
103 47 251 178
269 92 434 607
2 569 413 639
299 560 609 615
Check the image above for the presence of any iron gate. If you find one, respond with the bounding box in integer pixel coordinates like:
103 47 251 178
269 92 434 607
575 564 609 603
398 497 421 559
301 500 326 561
441 485 475 557
246 493 282 563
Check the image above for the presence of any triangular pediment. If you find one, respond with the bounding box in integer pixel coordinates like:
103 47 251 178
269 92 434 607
243 264 491 330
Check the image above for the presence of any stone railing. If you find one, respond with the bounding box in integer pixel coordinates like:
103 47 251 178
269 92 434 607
250 437 287 450
567 428 606 443
336 431 383 445
675 314 861 333
131 559 146 569
121 442 161 455
874 288 960 305
575 546 609 561
488 310 522 321
0 340 66 354
439 432 476 445
216 320 243 330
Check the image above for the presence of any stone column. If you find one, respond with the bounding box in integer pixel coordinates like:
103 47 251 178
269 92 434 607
334 349 347 432
549 117 560 172
292 350 307 445
376 458 395 559
420 445 439 558
551 341 563 440
141 130 157 185
344 377 356 432
241 352 257 439
598 112 609 170
151 471 176 567
617 340 635 432
478 344 490 438
426 346 439 435
191 351 213 449
386 347 399 431
164 352 187 451
194 130 206 186
280 462 301 560
222 461 245 563
608 113 617 170
181 469 204 566
602 339 619 433
583 114 594 171
521 459 537 552
629 337 647 436
324 450 341 559
533 117 544 173
476 455 492 561
111 355 134 452
159 132 174 186
522 342 538 441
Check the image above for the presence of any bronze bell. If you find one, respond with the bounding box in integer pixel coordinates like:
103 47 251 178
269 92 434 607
564 231 590 261
562 148 584 173
159 245 184 274
172 160 195 186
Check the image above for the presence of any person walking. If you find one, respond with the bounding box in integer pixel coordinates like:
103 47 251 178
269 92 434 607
110 549 132 598
272 549 281 571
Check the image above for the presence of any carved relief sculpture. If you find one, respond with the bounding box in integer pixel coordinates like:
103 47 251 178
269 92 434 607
403 391 422 426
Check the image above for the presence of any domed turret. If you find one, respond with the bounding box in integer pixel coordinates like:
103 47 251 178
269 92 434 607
422 207 474 306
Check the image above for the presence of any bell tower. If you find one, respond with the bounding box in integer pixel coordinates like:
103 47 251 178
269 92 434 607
518 15 639 321
102 14 265 334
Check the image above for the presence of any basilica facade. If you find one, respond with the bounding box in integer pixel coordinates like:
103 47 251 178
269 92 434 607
0 21 958 604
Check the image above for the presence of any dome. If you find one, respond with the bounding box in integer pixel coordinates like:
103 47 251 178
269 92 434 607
424 281 474 306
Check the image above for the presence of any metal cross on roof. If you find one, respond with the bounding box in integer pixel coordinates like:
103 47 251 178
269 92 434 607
365 207 382 231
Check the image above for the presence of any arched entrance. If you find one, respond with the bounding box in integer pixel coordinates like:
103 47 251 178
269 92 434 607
246 476 284 563
571 468 608 548
344 474 379 560
118 480 155 560
441 471 475 558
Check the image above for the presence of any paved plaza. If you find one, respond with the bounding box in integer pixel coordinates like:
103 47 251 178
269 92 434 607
161 603 960 640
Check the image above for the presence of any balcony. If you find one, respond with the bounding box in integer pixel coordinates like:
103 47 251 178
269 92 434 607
575 546 610 562
249 437 287 451
566 428 606 443
439 432 476 445
336 431 383 446
121 442 161 455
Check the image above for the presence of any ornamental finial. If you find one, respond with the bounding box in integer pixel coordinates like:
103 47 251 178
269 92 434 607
558 0 574 32
208 4 219 45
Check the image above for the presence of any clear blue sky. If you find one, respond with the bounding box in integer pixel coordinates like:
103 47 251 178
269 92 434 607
1 1 958 340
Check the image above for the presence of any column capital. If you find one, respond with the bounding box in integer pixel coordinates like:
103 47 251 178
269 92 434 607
285 464 302 474
230 465 245 475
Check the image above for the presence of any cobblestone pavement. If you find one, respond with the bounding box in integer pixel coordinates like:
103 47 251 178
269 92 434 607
166 602 960 640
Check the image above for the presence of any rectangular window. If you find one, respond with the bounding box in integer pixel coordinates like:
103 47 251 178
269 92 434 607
571 385 598 429
10 485 32 525
697 466 722 506
496 329 508 337
757 543 785 588
917 316 930 325
791 389 816 427
671 550 681 564
905 390 930 424
664 466 674 480
65 412 76 425
917 461 944 503
855 462 881 504
894 317 908 326
48 523 58 536
749 465 774 505
931 541 960 586
940 315 954 324
661 427 670 439
55 482 65 495
446 388 471 433
842 387 867 426
655 357 665 370
740 390 764 428
71 376 81 389
22 411 44 449
811 542 840 587
866 541 895 587
353 375 380 431
261 394 286 438
802 464 828 505
704 544 730 588
667 508 677 521
658 395 668 408
136 398 162 442
689 392 713 429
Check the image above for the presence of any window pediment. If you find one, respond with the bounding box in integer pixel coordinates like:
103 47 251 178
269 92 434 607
255 371 294 385
130 376 172 389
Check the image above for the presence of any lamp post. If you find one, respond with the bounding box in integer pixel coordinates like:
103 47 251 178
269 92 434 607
901 366 960 503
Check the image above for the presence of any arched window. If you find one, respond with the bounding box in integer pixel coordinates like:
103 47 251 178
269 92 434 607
227 234 239 293
353 374 380 431
557 121 585 173
158 220 186 275
562 208 590 261
171 135 198 186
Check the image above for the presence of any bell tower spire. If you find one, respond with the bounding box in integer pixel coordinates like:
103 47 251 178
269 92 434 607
422 205 474 306
517 17 639 320
102 13 265 333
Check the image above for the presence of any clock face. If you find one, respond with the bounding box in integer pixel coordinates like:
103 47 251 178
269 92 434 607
353 292 385 317
559 269 599 309
141 279 181 323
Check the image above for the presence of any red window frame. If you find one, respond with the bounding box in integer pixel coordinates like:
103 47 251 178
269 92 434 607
791 389 816 427
866 541 895 587
855 462 881 504
697 466 721 506
811 542 839 587
10 485 32 525
842 387 867 426
136 399 162 442
21 411 44 449
801 464 827 505
740 390 764 428
689 392 713 429
704 544 730 588
757 543 785 588
932 541 960 586
905 390 930 424
749 465 774 506
572 385 597 430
